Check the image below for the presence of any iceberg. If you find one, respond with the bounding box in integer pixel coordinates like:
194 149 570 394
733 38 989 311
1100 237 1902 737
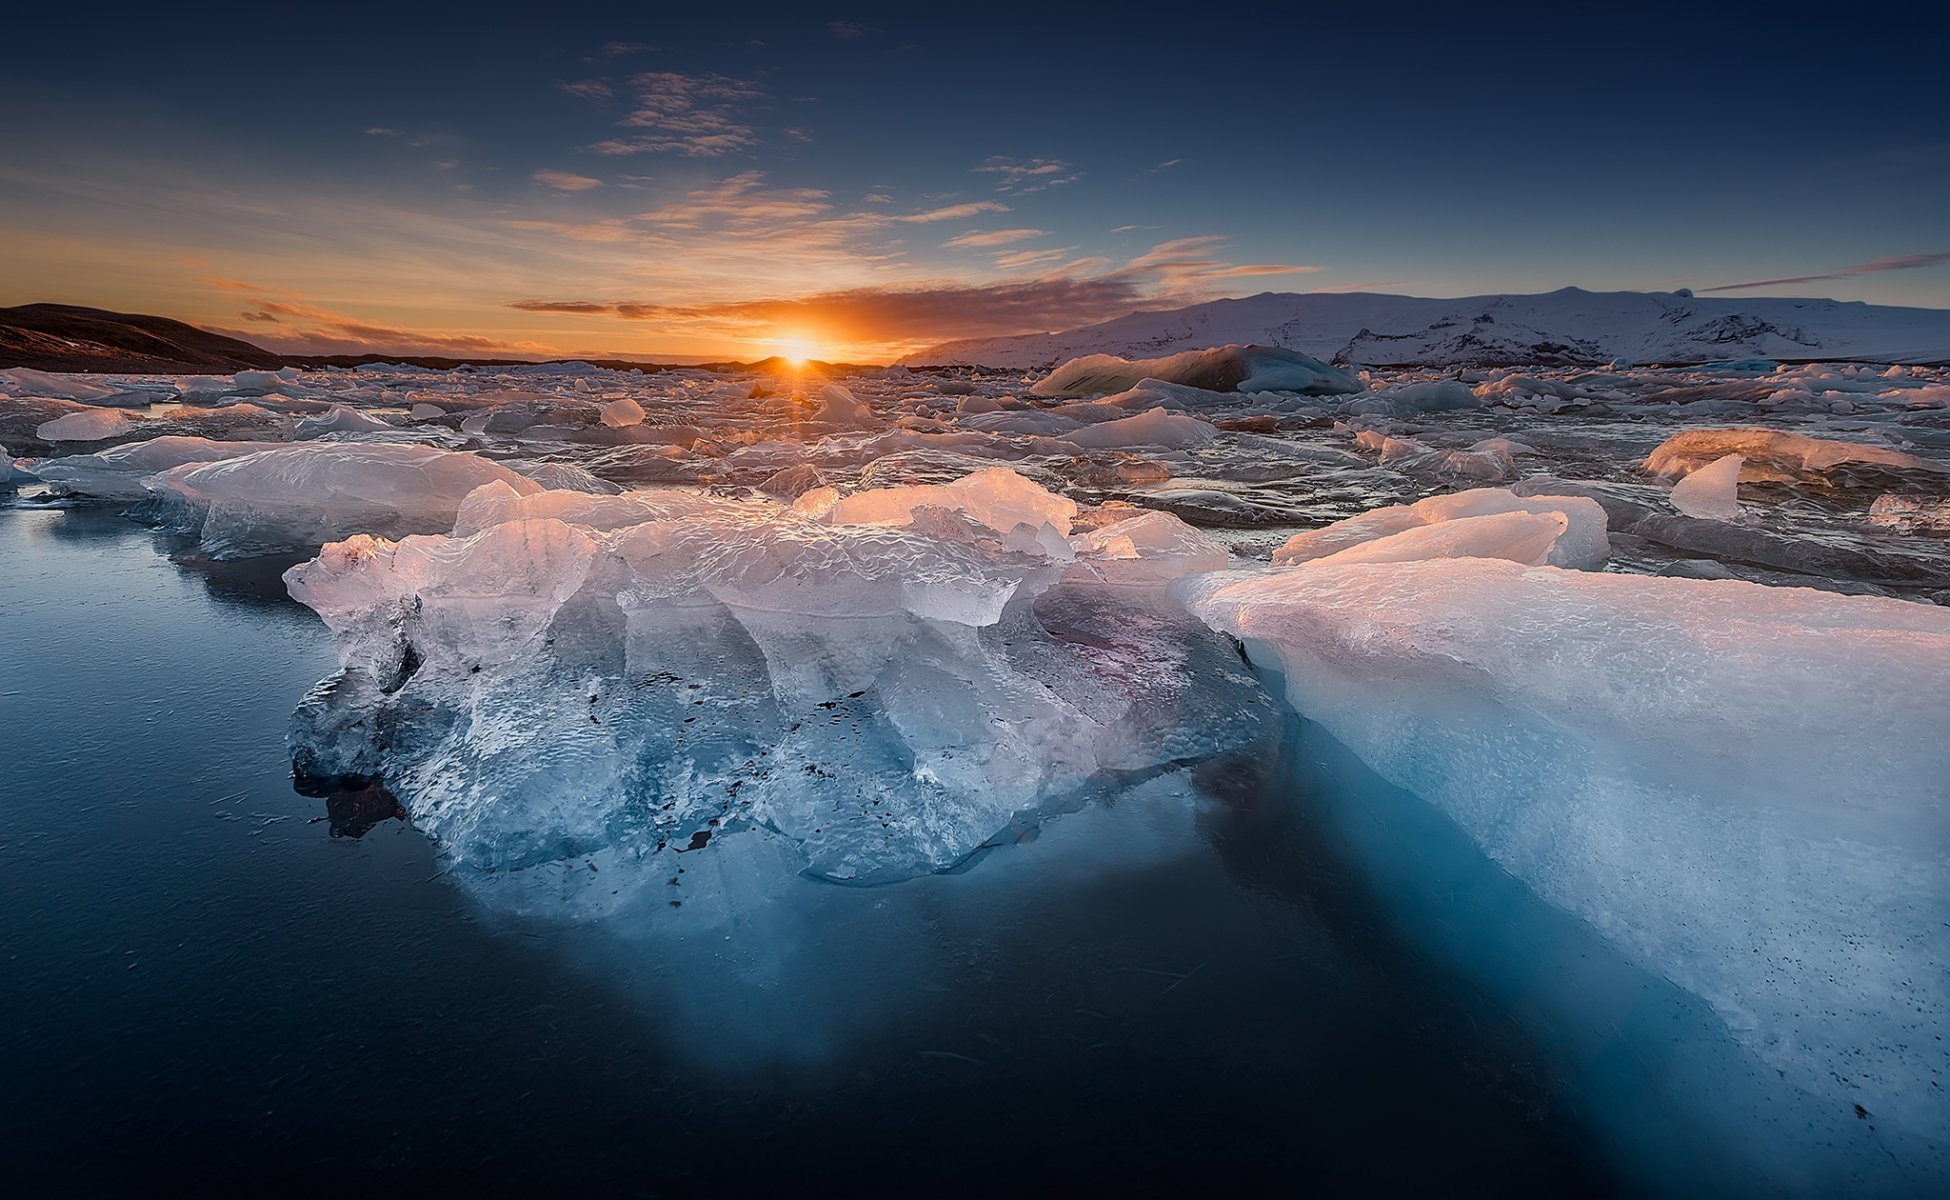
143 442 538 558
1645 427 1927 482
29 435 286 499
1183 560 1950 1181
1667 452 1743 520
285 469 1272 885
1031 345 1360 398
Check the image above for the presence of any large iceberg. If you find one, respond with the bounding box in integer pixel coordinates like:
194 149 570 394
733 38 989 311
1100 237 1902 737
1184 560 1950 1182
285 468 1272 884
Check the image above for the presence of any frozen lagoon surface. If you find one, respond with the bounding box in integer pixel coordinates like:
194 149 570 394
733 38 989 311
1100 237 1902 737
5 353 1948 1193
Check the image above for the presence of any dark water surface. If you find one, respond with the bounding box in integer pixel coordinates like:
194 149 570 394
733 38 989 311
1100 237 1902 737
1 505 1615 1193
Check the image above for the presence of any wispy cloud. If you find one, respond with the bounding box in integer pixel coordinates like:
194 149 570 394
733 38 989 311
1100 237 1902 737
974 156 1078 192
1150 158 1183 172
219 298 542 357
508 276 1149 345
894 200 1010 223
828 20 879 39
595 41 654 59
364 127 401 137
533 169 604 191
586 72 766 157
1702 252 1950 293
942 228 1045 249
557 79 612 102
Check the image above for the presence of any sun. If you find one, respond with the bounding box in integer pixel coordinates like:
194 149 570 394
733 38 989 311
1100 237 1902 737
772 332 820 368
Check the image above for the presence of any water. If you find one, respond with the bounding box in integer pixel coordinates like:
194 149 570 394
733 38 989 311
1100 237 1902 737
0 503 1614 1192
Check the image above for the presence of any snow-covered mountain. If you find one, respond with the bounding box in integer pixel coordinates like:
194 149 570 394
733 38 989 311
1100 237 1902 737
902 287 1950 369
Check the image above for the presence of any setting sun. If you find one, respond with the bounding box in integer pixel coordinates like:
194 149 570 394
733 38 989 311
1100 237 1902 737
773 332 820 367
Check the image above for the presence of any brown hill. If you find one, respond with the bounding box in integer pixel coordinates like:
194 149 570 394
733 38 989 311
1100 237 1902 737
0 303 286 373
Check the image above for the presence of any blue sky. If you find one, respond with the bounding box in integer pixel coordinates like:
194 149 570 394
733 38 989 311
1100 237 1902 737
2 2 1945 359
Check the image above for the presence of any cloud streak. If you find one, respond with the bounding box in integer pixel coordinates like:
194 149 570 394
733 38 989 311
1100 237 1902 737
1702 252 1950 292
586 72 766 157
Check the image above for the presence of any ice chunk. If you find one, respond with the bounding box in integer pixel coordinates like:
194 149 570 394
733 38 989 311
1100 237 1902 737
1644 427 1926 482
36 408 139 442
1273 487 1609 570
1867 494 1950 534
1061 407 1216 450
1 368 138 402
1306 510 1570 567
600 396 645 428
1667 452 1743 520
1183 559 1950 1167
810 383 877 427
452 480 732 536
29 435 285 499
287 476 1274 884
1068 511 1230 588
1032 345 1359 397
295 406 395 438
824 466 1078 537
143 442 539 558
509 461 622 494
409 403 446 421
1346 379 1481 414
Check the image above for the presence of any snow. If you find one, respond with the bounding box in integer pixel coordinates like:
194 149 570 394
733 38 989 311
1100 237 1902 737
906 286 1950 370
1668 452 1744 520
1030 344 1359 397
1183 559 1950 1173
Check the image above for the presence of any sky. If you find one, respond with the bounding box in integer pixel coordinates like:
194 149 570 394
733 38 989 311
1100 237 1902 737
3 1 1946 362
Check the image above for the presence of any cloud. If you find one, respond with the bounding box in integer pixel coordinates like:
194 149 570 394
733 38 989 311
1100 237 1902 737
506 276 1149 344
828 20 879 39
894 200 1010 223
974 156 1079 192
557 79 612 102
588 72 766 157
942 228 1046 249
364 127 402 137
993 248 1073 270
217 298 543 357
595 41 655 58
1150 158 1183 172
1702 252 1950 293
533 169 604 191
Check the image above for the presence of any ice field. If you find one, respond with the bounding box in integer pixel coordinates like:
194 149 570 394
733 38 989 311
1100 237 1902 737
5 346 1947 1192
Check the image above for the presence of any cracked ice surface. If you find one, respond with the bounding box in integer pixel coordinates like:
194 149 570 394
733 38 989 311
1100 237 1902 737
284 469 1268 884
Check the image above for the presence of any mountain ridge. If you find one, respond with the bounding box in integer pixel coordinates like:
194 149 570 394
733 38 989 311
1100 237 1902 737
901 286 1950 370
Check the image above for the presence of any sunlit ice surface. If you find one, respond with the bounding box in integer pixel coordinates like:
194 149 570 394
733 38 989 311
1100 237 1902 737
4 352 1948 1193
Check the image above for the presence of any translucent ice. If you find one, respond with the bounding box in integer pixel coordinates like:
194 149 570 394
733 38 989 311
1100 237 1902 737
1183 559 1950 1172
29 435 285 499
286 469 1272 884
1272 487 1609 570
1667 452 1743 520
1644 427 1926 482
37 408 139 442
144 442 539 558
